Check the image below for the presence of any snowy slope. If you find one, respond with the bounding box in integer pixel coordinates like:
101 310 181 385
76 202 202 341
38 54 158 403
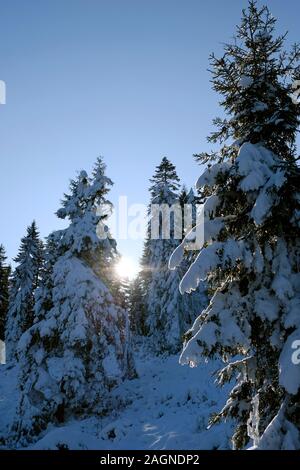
0 344 233 450
0 364 19 443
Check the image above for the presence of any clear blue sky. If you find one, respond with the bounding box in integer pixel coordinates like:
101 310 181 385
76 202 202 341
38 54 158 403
0 0 299 266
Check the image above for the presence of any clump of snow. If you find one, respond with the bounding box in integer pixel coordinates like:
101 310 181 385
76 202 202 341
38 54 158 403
168 244 184 270
239 75 253 88
196 162 231 189
253 405 300 450
0 341 5 364
179 243 223 294
235 143 286 225
251 101 268 112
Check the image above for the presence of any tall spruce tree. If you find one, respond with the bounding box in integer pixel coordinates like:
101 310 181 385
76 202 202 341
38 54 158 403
5 222 43 363
0 245 10 342
139 158 206 353
13 159 135 445
170 1 300 449
196 0 300 163
128 275 147 336
179 186 201 236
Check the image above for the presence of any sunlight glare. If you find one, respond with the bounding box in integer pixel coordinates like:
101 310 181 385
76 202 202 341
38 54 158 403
115 256 139 280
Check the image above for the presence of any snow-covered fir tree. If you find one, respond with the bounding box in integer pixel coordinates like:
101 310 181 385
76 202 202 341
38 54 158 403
179 186 201 235
115 277 131 310
170 1 300 449
12 159 136 445
128 275 147 336
33 233 59 325
109 258 131 311
178 186 208 322
5 222 43 363
139 157 207 353
0 245 10 342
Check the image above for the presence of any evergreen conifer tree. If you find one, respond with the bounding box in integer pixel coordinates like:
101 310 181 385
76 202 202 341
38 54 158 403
140 158 207 353
128 275 147 336
0 245 10 342
13 160 135 444
5 222 43 362
170 1 300 449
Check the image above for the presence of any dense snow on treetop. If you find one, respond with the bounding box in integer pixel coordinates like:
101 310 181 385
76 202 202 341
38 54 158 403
54 158 116 256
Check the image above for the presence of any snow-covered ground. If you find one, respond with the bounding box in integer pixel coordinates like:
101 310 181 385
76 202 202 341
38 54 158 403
0 363 19 443
0 341 5 364
0 344 233 450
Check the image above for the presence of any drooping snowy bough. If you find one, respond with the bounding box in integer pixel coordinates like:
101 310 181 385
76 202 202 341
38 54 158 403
170 1 300 449
12 160 135 445
170 142 300 449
